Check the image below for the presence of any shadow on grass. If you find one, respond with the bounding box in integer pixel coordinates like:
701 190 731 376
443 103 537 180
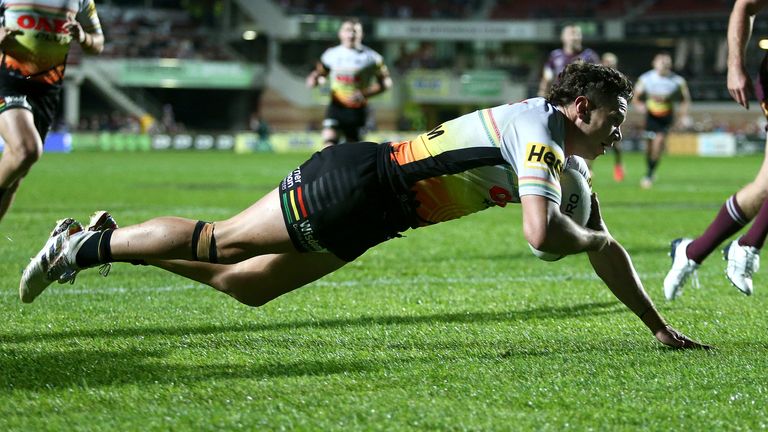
0 302 624 391
0 347 379 391
2 301 621 345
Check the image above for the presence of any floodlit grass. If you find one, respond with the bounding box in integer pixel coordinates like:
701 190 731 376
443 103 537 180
1 150 767 431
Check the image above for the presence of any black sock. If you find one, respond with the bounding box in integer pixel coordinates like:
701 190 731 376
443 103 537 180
0 187 7 202
76 229 114 268
646 158 658 178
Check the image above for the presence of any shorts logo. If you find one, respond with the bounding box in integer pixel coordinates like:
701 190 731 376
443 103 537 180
280 167 326 253
294 219 323 252
280 168 302 191
525 143 563 176
0 96 29 112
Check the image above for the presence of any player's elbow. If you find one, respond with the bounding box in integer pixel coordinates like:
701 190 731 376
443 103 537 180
523 219 549 251
89 35 105 54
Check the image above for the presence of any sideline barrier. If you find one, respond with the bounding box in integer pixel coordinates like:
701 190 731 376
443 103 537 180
0 132 72 153
667 132 763 156
64 131 766 156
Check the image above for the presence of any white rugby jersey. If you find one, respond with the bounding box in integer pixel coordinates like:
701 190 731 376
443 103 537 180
637 69 686 117
320 44 387 108
0 0 102 83
387 97 567 226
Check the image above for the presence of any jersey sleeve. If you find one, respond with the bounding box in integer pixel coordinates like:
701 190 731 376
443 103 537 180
320 48 333 70
372 49 384 67
509 113 564 204
77 0 103 35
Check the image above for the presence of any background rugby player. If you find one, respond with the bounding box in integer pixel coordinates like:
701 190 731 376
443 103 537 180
633 52 692 189
0 0 104 225
306 17 392 147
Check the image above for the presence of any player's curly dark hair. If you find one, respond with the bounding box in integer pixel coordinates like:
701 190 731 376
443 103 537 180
548 62 633 107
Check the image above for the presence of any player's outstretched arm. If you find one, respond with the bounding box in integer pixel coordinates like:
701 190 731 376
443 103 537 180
585 194 711 349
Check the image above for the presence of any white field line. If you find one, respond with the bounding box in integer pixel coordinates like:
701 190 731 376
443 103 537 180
3 271 670 297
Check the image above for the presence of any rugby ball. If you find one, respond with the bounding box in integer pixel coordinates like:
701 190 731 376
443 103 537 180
529 156 592 261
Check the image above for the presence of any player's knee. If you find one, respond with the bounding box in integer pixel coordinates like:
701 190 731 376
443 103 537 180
191 221 219 263
755 187 768 204
7 141 41 171
321 124 339 145
235 293 272 308
322 133 339 146
217 279 272 308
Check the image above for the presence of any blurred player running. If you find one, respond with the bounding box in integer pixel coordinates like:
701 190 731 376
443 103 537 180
537 24 600 98
633 52 692 189
306 17 392 147
601 52 626 182
0 0 104 225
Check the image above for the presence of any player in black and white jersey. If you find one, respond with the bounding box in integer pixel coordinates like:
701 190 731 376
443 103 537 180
21 63 709 350
305 18 392 147
633 52 692 189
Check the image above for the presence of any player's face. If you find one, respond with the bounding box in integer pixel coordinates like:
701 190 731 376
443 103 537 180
561 26 582 51
653 54 672 73
339 22 363 48
580 96 628 159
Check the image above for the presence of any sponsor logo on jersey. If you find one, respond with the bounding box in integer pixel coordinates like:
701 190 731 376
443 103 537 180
488 185 514 207
16 15 68 34
335 74 360 84
524 143 563 176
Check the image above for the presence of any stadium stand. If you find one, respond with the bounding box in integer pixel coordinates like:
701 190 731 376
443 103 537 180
62 0 767 141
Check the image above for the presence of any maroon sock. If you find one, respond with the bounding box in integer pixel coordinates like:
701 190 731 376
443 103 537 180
687 195 749 263
739 198 768 249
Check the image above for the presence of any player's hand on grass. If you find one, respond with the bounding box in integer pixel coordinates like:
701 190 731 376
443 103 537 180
654 325 712 350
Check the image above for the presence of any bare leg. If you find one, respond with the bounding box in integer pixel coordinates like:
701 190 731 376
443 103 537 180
648 133 666 165
0 179 21 220
0 109 43 222
148 252 346 306
735 138 768 217
322 126 339 147
89 186 348 306
642 132 665 188
108 188 294 262
613 141 623 166
612 142 624 182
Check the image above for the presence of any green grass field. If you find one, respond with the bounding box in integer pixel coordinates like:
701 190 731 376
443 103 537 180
2 150 767 431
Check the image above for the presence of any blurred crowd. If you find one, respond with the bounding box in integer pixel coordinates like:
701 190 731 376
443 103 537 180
97 6 233 60
279 0 483 19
